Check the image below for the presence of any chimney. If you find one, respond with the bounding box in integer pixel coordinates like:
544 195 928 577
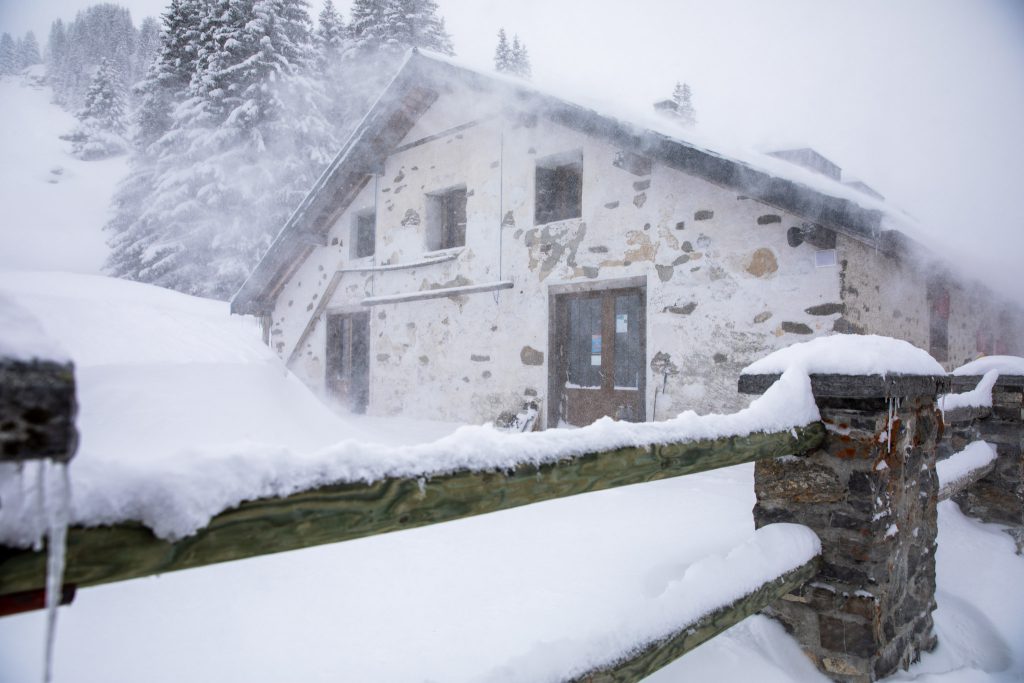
767 148 842 181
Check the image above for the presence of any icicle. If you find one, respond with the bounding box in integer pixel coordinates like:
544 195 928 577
32 461 46 552
42 461 71 683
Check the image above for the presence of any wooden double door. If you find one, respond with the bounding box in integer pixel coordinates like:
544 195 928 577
326 312 370 413
551 286 646 427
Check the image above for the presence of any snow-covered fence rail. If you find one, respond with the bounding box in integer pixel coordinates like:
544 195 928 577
567 529 820 682
936 441 997 502
0 423 826 598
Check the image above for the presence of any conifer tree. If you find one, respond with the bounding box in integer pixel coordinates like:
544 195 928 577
107 0 337 299
508 34 531 79
46 21 68 70
672 81 696 127
47 5 137 108
66 57 129 159
0 34 16 75
17 32 42 68
316 0 347 67
493 28 511 73
80 59 126 133
132 17 161 85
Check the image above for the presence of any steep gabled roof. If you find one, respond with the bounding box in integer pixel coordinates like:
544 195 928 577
232 50 898 315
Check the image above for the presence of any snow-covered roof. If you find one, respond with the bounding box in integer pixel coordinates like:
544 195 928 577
233 49 914 315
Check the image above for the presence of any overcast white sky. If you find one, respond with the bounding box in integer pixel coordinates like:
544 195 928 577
2 0 1022 296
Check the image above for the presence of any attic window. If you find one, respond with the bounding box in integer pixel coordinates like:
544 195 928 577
536 150 582 225
352 210 375 259
426 185 467 251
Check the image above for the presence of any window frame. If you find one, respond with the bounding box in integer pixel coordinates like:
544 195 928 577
426 184 468 252
351 209 376 259
535 150 583 225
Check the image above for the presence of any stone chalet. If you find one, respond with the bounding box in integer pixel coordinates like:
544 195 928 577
231 50 1023 427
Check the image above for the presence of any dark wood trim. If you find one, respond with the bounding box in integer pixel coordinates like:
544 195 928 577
391 118 484 155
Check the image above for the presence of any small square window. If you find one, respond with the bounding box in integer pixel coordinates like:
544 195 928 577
536 150 582 224
426 185 467 251
352 210 375 259
815 249 837 267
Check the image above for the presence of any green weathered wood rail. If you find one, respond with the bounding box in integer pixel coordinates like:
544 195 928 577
572 555 821 682
0 422 826 597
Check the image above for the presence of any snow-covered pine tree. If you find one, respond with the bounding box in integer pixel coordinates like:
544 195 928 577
509 34 531 79
132 0 204 152
347 0 390 54
67 57 129 159
17 32 42 69
80 58 127 132
48 5 137 109
383 0 454 55
45 21 68 71
0 34 16 75
672 81 696 127
132 17 161 86
316 0 347 66
107 0 338 299
348 0 453 57
494 28 511 73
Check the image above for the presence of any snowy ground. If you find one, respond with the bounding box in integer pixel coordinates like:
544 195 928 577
0 71 1022 683
0 69 125 275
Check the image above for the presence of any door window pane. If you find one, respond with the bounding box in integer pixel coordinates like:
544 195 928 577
567 297 602 387
614 294 641 388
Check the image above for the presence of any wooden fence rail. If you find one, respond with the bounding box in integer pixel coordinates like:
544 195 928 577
574 555 820 682
0 423 826 597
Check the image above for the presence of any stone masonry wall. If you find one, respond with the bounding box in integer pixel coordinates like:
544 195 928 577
950 379 1024 543
754 392 941 681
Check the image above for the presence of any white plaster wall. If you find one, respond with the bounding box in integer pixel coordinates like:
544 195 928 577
273 85 1020 424
290 102 847 421
268 181 377 396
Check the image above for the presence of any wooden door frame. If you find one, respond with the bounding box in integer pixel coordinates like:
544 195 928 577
325 309 371 413
547 276 647 428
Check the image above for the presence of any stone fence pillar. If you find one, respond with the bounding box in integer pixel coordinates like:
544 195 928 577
739 374 948 682
946 375 1023 546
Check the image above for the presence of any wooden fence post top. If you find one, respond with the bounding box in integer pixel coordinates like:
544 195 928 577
0 358 78 463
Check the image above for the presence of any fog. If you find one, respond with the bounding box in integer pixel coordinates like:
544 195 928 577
3 0 1021 296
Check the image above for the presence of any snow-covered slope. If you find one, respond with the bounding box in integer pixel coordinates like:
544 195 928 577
0 68 125 275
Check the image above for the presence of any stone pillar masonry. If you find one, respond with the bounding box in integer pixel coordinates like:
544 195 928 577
948 375 1024 550
739 374 948 682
